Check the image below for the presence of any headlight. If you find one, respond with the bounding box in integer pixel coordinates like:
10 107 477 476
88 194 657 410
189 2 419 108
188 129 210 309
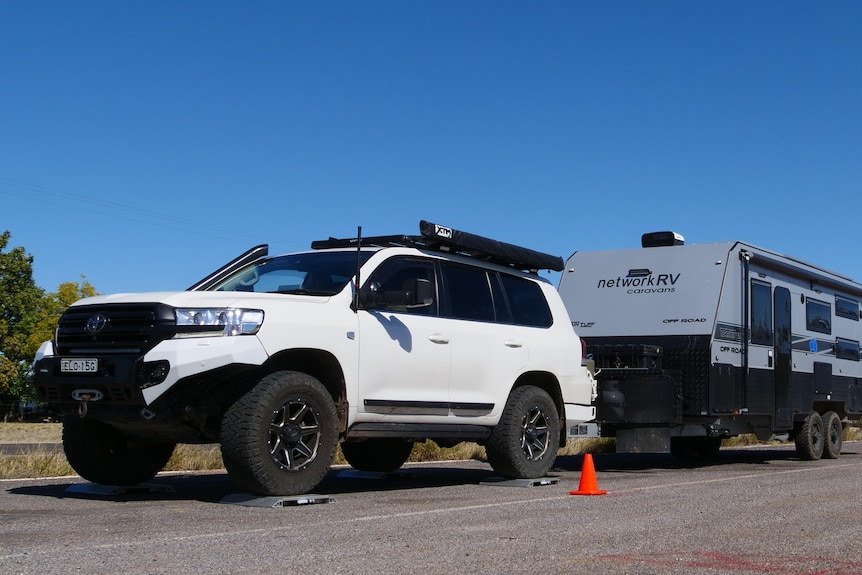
174 308 265 338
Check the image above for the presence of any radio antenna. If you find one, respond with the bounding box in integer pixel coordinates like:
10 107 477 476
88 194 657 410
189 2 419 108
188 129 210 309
353 226 362 312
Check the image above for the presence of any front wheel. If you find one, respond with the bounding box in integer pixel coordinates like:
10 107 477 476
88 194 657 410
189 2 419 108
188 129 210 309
62 416 175 486
220 371 339 496
794 411 825 461
485 385 560 479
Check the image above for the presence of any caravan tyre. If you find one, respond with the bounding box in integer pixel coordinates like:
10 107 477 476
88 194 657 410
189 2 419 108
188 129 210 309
794 411 825 461
822 411 843 459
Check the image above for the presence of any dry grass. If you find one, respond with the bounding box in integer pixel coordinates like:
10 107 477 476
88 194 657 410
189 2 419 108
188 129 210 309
0 422 62 444
1 449 76 479
163 444 225 472
2 423 860 480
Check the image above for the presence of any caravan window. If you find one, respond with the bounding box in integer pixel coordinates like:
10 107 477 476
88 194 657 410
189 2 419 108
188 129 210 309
806 298 832 334
836 338 861 361
836 296 859 321
750 281 773 345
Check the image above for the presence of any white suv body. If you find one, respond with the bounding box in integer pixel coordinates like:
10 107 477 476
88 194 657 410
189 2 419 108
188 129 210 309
34 221 595 495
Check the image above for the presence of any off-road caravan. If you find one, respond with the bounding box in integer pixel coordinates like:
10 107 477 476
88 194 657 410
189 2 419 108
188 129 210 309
558 232 862 460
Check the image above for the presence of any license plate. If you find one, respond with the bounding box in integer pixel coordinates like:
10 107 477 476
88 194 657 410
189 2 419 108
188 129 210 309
60 358 99 373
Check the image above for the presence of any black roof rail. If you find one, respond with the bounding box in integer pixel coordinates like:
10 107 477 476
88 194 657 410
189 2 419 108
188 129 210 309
311 220 563 272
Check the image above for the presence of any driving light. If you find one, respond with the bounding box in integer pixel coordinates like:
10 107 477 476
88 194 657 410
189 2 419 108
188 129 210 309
175 308 264 337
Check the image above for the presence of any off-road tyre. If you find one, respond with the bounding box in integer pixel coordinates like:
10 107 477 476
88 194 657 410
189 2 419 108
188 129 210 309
822 411 843 459
341 439 414 472
62 415 175 486
220 370 339 496
794 411 825 461
485 385 559 479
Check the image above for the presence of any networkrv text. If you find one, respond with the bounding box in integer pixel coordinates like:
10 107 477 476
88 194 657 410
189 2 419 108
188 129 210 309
597 273 680 294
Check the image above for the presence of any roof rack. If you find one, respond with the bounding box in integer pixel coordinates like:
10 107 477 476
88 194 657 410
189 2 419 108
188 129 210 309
311 220 564 272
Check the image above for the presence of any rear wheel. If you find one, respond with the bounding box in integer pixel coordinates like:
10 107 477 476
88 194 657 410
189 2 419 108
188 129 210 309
341 439 414 472
485 385 559 479
822 411 843 459
794 411 825 461
220 371 339 496
62 416 175 485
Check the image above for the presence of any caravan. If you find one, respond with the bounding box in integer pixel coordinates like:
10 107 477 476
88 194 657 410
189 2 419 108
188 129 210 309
559 232 862 460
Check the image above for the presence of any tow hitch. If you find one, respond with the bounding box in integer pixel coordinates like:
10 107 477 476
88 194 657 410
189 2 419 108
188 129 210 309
72 389 104 417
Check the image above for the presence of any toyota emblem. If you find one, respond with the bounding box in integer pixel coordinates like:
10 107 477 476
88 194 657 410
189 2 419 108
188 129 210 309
84 313 108 335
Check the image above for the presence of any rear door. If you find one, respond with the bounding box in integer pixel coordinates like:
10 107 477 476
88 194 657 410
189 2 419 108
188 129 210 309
442 264 529 414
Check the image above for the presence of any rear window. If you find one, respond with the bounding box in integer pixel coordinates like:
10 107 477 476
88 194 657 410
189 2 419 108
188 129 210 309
500 274 552 328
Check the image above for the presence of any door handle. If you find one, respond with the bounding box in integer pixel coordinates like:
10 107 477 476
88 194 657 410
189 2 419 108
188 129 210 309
428 334 450 344
504 339 523 348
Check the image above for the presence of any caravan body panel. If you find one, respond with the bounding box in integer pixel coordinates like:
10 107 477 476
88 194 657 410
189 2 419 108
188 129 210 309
559 238 862 447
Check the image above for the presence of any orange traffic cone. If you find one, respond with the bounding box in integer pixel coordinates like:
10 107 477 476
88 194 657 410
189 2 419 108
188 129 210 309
569 453 607 496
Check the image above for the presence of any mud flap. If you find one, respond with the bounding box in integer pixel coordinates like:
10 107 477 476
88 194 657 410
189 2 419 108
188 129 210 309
616 426 671 453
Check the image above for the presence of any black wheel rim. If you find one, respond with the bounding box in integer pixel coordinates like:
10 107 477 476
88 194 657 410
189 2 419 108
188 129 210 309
520 405 550 461
268 397 321 471
811 419 823 449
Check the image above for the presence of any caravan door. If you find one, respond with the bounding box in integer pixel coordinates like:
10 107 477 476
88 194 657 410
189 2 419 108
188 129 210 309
773 286 793 429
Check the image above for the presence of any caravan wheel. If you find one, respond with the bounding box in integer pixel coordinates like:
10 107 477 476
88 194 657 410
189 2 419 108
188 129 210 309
822 411 843 459
794 411 824 461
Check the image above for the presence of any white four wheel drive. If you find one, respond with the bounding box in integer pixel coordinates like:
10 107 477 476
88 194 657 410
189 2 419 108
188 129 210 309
34 220 596 495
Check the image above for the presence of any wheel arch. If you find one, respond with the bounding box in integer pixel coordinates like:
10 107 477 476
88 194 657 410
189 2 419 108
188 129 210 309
811 400 847 420
263 348 348 433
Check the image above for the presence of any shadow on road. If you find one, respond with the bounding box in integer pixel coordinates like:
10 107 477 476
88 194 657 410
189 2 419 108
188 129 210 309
6 462 502 504
8 444 858 504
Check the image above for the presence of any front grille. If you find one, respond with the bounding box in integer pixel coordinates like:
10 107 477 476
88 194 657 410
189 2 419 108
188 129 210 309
55 303 177 356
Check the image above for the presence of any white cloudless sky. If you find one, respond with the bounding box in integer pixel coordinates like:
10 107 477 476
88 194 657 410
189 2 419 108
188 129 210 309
1 1 860 295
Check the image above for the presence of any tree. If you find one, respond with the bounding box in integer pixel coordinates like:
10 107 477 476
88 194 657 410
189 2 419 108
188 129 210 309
0 231 97 404
0 231 45 399
24 278 97 356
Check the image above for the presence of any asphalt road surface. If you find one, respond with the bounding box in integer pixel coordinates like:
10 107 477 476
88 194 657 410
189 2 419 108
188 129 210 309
3 443 862 575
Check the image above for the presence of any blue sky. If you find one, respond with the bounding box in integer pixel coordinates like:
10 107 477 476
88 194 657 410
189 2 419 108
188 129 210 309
2 1 860 295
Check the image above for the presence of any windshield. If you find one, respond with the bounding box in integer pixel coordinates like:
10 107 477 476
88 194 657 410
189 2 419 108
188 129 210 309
210 251 374 295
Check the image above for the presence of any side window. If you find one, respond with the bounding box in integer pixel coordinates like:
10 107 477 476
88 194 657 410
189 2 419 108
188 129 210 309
361 257 438 315
806 298 832 334
836 296 859 321
500 274 553 328
750 280 773 345
836 338 861 361
489 274 513 324
441 264 495 322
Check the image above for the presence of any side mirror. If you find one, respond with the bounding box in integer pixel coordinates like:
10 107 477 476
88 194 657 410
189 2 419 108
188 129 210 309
404 278 432 308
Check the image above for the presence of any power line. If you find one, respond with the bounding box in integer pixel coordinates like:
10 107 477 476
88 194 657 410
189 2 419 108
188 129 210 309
0 177 307 252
